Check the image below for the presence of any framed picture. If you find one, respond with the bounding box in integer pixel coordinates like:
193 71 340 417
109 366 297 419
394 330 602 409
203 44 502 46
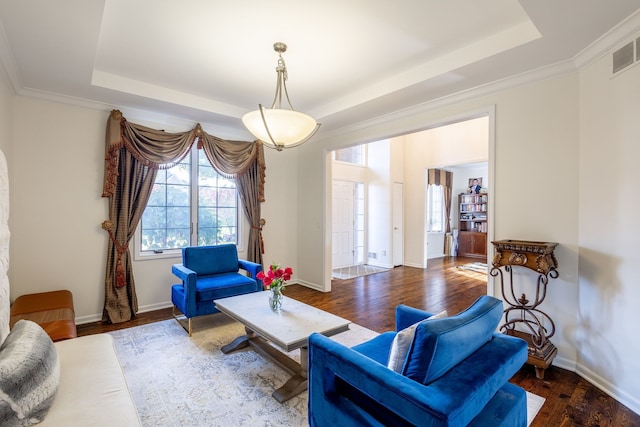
468 177 482 194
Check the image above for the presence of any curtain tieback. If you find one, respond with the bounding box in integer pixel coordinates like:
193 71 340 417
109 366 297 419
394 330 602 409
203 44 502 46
252 218 266 254
101 220 128 288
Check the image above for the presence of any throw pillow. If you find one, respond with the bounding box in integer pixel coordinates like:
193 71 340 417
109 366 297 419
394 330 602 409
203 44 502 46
0 320 60 426
387 310 448 373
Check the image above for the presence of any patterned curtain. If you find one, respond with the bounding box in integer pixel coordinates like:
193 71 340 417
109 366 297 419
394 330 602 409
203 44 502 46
101 110 265 323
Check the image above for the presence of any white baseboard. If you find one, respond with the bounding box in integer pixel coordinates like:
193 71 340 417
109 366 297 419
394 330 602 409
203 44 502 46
550 355 639 416
295 280 324 292
75 301 173 325
575 361 640 416
403 262 425 268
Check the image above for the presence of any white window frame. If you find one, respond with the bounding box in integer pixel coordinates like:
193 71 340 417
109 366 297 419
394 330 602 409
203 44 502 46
426 184 445 233
332 145 367 167
134 148 242 261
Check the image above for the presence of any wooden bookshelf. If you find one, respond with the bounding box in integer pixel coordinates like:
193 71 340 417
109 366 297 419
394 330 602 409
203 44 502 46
458 193 487 258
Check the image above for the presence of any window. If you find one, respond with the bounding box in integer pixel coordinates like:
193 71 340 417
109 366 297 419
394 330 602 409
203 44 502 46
138 148 239 256
427 184 445 232
334 145 366 165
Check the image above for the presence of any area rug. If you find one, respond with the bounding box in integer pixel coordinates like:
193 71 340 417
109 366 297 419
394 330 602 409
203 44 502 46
110 313 544 426
456 262 488 274
332 264 389 280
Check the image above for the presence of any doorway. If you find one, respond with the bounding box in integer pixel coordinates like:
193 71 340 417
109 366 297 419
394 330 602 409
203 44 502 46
325 108 494 292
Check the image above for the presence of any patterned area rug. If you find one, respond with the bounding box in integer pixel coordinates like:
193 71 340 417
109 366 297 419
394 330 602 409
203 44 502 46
332 264 389 280
456 262 488 274
110 311 544 426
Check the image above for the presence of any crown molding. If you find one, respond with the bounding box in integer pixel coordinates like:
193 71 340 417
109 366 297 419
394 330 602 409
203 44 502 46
574 8 640 69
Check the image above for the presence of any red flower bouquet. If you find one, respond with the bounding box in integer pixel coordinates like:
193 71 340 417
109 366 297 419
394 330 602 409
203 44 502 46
257 263 293 292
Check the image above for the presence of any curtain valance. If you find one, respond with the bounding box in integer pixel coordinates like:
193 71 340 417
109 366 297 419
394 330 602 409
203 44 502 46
103 109 265 200
427 168 453 187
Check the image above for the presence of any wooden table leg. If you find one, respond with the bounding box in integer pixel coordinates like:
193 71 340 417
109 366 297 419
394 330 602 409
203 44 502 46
222 331 309 403
220 327 255 354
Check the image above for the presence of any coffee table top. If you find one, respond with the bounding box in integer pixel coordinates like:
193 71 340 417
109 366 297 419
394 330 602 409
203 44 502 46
214 291 350 352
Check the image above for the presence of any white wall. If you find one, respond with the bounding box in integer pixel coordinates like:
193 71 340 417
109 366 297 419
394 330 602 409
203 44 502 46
11 99 109 321
578 48 640 413
403 117 489 267
366 139 393 268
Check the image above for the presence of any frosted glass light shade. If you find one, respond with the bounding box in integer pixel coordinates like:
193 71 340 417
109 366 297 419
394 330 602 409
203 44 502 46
242 107 319 150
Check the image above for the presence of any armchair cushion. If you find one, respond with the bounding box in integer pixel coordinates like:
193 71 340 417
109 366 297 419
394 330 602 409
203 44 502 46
194 273 259 301
404 295 503 384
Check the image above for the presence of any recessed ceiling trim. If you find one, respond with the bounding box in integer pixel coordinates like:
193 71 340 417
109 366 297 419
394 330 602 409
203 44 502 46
313 20 541 119
91 70 247 119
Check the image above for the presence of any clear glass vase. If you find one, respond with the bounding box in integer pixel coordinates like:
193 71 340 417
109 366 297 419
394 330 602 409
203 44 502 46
269 287 283 311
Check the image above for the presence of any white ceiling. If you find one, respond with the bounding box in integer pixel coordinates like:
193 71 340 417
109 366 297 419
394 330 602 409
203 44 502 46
1 0 639 138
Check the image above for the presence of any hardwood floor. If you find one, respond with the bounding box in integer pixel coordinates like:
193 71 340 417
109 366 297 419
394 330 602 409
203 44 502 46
77 256 640 427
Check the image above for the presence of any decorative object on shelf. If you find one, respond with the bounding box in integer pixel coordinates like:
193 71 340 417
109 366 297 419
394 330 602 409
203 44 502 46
468 177 482 194
242 42 320 151
490 239 559 379
257 263 293 311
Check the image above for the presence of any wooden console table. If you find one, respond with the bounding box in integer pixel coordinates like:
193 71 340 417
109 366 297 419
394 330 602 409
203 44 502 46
490 239 559 379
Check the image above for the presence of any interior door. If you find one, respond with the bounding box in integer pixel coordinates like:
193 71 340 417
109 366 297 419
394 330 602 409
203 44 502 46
392 182 404 267
332 180 354 268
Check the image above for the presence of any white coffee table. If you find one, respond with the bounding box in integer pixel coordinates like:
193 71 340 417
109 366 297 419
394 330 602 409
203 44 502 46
214 291 350 402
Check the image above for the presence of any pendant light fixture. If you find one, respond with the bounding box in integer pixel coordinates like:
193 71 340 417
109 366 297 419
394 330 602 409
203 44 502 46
242 42 320 151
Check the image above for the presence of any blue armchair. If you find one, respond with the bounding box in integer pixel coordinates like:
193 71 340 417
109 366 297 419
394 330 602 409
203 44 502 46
171 244 262 336
308 295 528 427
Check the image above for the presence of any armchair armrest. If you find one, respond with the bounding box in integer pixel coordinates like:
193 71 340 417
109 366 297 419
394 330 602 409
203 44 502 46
172 264 197 297
396 304 435 331
238 259 263 288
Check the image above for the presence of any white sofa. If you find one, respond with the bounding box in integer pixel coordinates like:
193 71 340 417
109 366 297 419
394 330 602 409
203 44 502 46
41 333 141 426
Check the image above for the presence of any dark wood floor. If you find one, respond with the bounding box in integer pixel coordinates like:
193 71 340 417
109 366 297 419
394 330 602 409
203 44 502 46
77 256 640 427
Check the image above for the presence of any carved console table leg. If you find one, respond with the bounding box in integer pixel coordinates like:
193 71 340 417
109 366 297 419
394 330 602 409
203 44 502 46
491 240 559 379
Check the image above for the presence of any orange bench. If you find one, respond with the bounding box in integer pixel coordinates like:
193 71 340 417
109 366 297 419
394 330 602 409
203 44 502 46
10 290 77 341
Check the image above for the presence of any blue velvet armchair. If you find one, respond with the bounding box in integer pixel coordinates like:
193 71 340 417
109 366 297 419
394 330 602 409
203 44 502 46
308 295 528 427
171 244 262 336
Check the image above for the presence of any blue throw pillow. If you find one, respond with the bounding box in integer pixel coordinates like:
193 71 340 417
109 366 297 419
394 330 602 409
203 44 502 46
387 310 448 373
403 295 503 384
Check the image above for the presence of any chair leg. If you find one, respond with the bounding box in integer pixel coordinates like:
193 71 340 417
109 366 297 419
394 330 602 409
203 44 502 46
172 305 193 337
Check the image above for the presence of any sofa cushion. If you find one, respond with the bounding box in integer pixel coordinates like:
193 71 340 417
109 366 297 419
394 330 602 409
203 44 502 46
387 310 448 372
0 320 59 426
41 334 141 426
403 295 503 384
183 244 239 276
